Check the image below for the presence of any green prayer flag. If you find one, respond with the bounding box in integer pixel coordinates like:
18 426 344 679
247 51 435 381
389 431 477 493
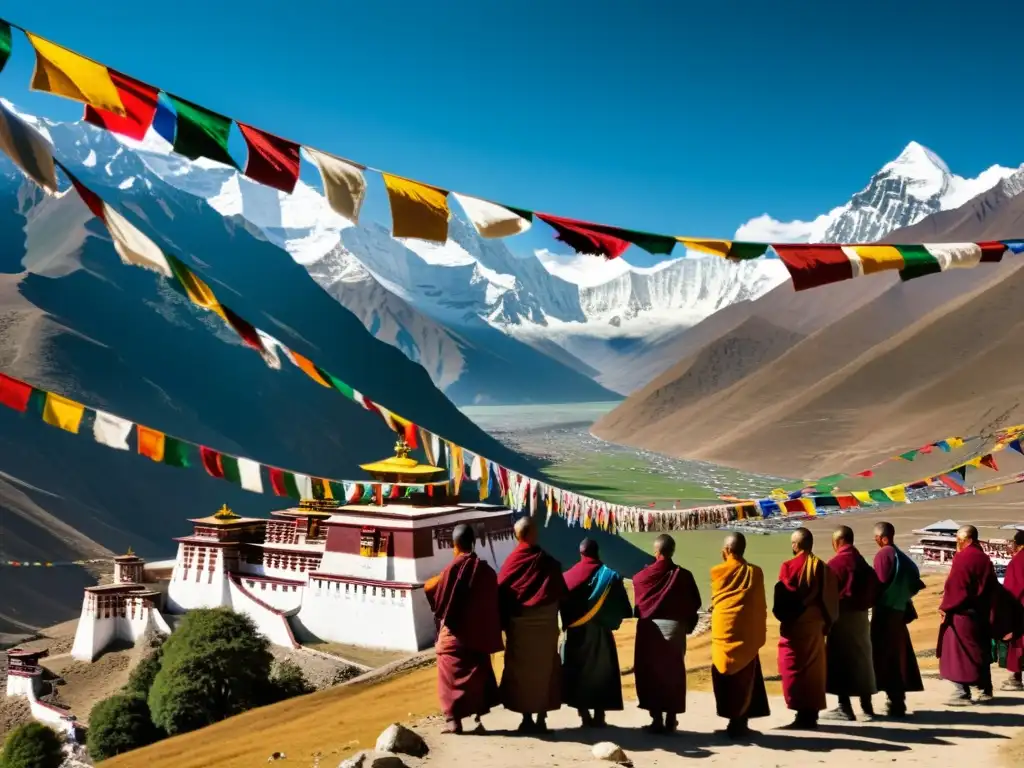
167 95 237 169
220 455 242 486
328 480 345 500
325 372 355 400
814 473 845 492
898 450 918 461
731 242 768 260
622 230 677 256
0 22 12 75
897 244 942 281
163 436 192 468
281 471 301 498
868 489 890 503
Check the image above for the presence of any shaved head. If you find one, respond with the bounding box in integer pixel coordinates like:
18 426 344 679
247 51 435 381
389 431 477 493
724 532 747 558
514 515 537 544
1015 529 1024 548
791 527 813 553
957 525 979 542
875 521 895 540
654 534 676 559
833 526 854 545
579 538 599 558
452 524 475 552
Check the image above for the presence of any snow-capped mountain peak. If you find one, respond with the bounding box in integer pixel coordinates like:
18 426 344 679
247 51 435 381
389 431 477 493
880 141 952 201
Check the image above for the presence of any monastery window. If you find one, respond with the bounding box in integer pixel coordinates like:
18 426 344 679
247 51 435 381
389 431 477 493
400 590 407 599
390 589 396 598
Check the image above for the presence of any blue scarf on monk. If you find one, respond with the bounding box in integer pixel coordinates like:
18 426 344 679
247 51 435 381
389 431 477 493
561 556 631 631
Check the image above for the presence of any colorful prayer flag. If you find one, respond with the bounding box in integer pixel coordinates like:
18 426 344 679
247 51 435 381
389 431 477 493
0 373 33 412
383 173 450 242
269 467 301 497
137 425 165 462
757 499 780 517
219 305 267 357
453 194 532 239
980 453 999 471
41 392 85 434
200 446 224 478
677 238 767 261
27 33 125 116
882 485 907 503
0 102 58 193
290 350 332 387
84 70 159 141
773 244 857 291
163 436 191 468
938 473 967 494
851 491 875 505
167 255 225 317
92 409 132 450
166 95 237 169
0 21 11 75
293 473 313 499
221 455 264 493
237 124 300 193
536 213 629 259
304 148 366 224
836 495 859 509
898 243 984 281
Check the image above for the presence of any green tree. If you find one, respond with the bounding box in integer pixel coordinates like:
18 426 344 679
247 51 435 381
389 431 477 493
125 644 164 697
148 608 274 735
267 659 314 702
0 722 63 768
86 693 162 761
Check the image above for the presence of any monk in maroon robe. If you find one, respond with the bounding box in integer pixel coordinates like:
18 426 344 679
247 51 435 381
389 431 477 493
773 527 839 730
999 529 1024 691
425 523 503 734
824 526 879 721
497 515 567 733
938 525 997 705
632 533 702 734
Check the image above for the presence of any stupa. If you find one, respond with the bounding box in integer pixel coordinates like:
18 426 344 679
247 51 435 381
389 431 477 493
159 437 516 653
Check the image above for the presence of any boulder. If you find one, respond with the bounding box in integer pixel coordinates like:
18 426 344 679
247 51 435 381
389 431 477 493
338 751 408 768
375 723 428 757
592 742 631 765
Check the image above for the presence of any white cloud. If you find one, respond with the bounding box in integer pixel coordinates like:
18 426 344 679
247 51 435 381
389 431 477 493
534 248 633 287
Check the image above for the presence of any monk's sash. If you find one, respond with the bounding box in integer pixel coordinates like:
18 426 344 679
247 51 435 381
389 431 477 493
567 564 616 629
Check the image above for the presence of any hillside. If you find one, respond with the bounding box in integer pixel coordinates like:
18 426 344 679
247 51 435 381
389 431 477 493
594 171 1024 478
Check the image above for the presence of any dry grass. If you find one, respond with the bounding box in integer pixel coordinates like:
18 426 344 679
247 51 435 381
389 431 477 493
103 573 948 768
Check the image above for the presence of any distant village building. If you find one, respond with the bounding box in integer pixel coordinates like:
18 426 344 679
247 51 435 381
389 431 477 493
4 649 76 736
910 518 1013 580
69 438 516 660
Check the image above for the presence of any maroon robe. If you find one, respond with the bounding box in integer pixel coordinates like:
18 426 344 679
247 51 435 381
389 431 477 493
825 545 878 697
871 545 924 694
632 558 702 714
937 543 997 685
497 542 567 713
427 552 503 721
1003 549 1024 673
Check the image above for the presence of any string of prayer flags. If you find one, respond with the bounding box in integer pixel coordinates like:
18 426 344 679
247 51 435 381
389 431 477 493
678 239 767 261
166 95 237 169
383 173 450 242
26 33 125 117
0 21 11 75
0 102 58 193
535 213 631 259
41 392 85 434
898 242 1006 281
220 455 264 493
304 148 367 224
0 373 33 412
92 410 132 450
268 467 301 498
84 71 159 141
453 194 532 239
980 453 999 471
152 98 176 144
237 123 300 194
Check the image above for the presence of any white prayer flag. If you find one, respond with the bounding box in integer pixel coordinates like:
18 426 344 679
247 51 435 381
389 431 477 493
304 148 367 224
92 409 132 450
0 102 58 193
101 203 173 277
236 457 264 494
453 193 532 239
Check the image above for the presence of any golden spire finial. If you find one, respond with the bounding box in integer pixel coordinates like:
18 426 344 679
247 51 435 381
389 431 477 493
394 436 410 460
125 545 134 557
214 503 237 520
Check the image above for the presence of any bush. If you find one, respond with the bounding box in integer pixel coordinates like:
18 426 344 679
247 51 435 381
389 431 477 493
267 659 314 702
0 722 63 768
148 608 274 735
125 645 163 697
87 693 162 761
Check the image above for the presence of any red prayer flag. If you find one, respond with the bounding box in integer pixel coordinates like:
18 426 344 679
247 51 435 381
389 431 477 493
536 213 631 259
200 446 224 478
66 172 106 220
855 469 874 478
939 473 967 494
268 467 290 497
0 373 33 412
980 453 999 471
220 305 267 356
783 499 806 514
773 244 854 291
836 494 859 509
978 241 1008 263
84 71 159 141
237 123 300 194
403 420 419 449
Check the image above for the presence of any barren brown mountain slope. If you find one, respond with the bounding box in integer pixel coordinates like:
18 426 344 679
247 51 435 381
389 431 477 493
594 182 1024 478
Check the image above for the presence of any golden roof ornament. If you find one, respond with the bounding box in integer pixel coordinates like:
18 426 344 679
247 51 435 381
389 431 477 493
214 503 240 521
359 436 446 483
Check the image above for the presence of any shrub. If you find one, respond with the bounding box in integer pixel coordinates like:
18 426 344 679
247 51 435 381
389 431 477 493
267 659 314 701
125 645 163 697
0 722 63 768
87 693 162 761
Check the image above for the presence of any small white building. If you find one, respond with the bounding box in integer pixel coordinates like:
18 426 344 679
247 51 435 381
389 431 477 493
4 649 77 737
74 439 517 659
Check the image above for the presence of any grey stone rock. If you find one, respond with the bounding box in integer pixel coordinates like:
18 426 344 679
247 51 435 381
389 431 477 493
338 752 408 768
592 741 630 765
375 723 428 757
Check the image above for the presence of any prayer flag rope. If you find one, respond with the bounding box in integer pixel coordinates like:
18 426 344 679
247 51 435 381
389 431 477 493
0 19 1021 294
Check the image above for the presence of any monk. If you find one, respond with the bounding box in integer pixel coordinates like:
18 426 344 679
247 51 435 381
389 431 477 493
632 533 702 733
424 524 503 734
871 521 924 718
772 527 839 730
710 532 770 740
497 515 567 733
938 524 997 705
998 529 1024 691
560 538 633 728
825 525 879 721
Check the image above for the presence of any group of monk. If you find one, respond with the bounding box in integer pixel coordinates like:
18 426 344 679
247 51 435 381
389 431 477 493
424 514 1024 738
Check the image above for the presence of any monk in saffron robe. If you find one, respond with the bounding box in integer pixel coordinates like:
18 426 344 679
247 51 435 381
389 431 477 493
560 538 632 728
938 524 997 705
710 532 770 740
824 525 879 721
497 515 567 733
773 527 839 730
998 530 1024 691
632 533 702 734
871 521 924 718
425 524 503 734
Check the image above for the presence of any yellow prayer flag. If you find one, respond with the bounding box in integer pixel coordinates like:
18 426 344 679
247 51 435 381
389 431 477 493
946 437 965 449
978 484 1002 495
844 245 905 275
851 491 874 505
42 392 85 434
677 238 732 258
966 456 984 468
382 173 449 242
802 498 816 516
171 259 226 319
27 34 125 116
882 485 907 503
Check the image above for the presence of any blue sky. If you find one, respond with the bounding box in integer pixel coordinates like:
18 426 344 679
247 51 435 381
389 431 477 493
2 0 1022 249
